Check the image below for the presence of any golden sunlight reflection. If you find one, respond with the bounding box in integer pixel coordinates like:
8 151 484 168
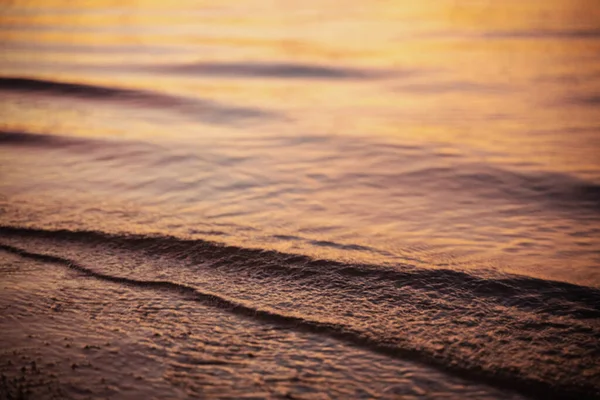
1 0 600 399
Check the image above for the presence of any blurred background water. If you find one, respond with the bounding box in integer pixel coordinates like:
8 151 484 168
1 2 600 398
2 0 599 285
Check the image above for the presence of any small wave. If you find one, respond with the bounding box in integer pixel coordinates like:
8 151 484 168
481 29 600 40
1 235 599 399
1 225 598 318
393 81 504 95
0 76 279 123
351 164 600 212
454 168 600 211
273 234 382 253
0 130 90 147
0 130 162 161
0 40 186 55
149 61 393 80
566 94 600 107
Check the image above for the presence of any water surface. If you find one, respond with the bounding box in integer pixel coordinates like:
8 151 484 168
1 0 599 398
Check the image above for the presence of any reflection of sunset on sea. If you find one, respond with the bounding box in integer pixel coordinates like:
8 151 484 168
1 0 599 399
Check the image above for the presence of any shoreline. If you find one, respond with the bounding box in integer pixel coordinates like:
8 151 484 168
0 248 526 400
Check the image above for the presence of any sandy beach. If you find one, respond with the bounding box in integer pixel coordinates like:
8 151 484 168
1 247 532 400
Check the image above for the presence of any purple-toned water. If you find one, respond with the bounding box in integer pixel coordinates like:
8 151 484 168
1 1 599 398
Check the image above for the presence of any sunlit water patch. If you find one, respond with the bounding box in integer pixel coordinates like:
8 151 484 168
1 0 599 398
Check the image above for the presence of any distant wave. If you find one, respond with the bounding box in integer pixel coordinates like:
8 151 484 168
0 76 279 123
481 29 600 40
1 129 598 214
0 76 172 99
0 130 89 147
0 130 163 161
0 40 185 55
566 94 600 107
393 165 600 212
393 81 504 94
319 162 600 214
1 226 599 399
149 61 393 80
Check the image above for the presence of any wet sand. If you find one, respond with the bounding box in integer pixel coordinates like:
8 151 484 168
0 249 526 400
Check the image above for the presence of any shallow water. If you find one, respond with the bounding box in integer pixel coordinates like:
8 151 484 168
1 0 599 398
1 250 530 399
